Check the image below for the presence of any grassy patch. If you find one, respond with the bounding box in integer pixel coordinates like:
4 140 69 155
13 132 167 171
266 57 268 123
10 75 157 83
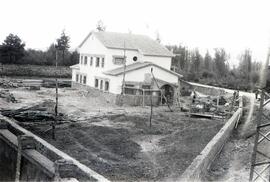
0 64 71 78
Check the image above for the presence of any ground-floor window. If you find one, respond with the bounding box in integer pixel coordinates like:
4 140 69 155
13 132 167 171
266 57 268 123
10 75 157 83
75 73 87 85
95 79 99 88
83 76 87 84
100 80 103 90
105 81 109 91
95 77 110 92
79 75 82 83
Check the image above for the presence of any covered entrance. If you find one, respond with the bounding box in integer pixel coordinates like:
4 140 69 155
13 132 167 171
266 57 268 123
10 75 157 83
160 84 174 105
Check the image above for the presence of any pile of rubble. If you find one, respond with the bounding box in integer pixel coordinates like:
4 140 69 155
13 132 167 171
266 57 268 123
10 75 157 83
0 100 66 122
187 90 236 118
0 89 17 103
0 78 21 88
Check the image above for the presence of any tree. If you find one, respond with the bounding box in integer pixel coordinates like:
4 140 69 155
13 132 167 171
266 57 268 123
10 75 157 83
167 45 189 73
189 49 201 74
69 50 79 65
204 51 212 71
96 20 106 31
55 30 70 65
0 34 25 64
214 48 229 77
238 49 252 81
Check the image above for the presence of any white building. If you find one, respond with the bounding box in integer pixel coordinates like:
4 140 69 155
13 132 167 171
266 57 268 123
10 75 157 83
70 31 182 104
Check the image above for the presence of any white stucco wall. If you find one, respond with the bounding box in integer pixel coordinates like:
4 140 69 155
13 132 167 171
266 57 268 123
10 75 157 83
143 55 172 70
124 65 178 83
109 65 179 94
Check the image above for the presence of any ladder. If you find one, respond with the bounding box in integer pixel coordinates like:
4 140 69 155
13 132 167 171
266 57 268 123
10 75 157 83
250 89 270 182
250 48 270 181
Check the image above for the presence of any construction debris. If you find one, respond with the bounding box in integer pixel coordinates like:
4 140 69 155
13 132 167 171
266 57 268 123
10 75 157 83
0 100 65 122
0 78 20 88
0 89 17 103
186 90 237 118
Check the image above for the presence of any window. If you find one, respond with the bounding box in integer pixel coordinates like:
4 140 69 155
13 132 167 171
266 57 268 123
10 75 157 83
125 84 134 87
95 79 99 88
105 81 109 91
133 56 138 62
101 58 105 68
80 56 83 64
84 56 87 65
90 57 93 66
100 80 103 90
113 56 125 65
76 74 79 82
79 75 82 83
83 76 87 84
96 57 100 67
142 85 151 89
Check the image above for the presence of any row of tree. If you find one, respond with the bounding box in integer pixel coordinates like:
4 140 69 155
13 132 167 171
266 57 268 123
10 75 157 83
167 45 261 90
0 31 79 66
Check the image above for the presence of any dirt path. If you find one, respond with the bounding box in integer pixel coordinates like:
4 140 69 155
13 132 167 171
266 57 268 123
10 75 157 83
205 94 256 181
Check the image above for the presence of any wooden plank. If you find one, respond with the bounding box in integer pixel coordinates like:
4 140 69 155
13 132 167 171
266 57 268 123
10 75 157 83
24 149 55 177
0 115 110 182
0 129 55 178
189 113 213 119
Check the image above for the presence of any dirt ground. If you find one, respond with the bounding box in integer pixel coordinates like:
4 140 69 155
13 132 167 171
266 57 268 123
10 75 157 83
204 95 257 181
0 87 225 181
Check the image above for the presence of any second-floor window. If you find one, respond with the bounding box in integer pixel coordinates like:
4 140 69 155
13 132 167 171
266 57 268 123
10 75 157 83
113 56 125 65
101 58 105 68
84 56 87 65
80 56 83 64
90 57 93 66
96 57 100 67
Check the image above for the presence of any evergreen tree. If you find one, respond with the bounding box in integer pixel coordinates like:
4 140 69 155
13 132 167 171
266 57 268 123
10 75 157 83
0 34 25 64
55 30 70 65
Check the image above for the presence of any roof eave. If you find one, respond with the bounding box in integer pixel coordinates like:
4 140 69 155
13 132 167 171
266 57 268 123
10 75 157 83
78 31 94 48
143 54 174 58
103 62 183 78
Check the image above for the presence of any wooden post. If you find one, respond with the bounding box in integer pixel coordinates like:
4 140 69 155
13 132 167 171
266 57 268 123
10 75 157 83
149 91 153 128
142 89 145 107
0 120 8 129
121 41 126 95
15 135 36 182
53 46 58 140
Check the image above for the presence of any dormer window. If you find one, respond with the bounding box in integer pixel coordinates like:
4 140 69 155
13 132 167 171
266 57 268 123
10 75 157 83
113 56 125 65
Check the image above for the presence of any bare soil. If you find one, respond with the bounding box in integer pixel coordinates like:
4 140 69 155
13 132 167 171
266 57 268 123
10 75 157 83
0 87 225 181
204 95 257 181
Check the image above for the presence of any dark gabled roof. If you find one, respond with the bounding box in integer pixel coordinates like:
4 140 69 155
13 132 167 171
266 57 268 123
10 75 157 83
103 62 182 77
79 31 174 57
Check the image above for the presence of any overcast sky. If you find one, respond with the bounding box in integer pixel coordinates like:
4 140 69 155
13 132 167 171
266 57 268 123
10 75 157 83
1 0 270 66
